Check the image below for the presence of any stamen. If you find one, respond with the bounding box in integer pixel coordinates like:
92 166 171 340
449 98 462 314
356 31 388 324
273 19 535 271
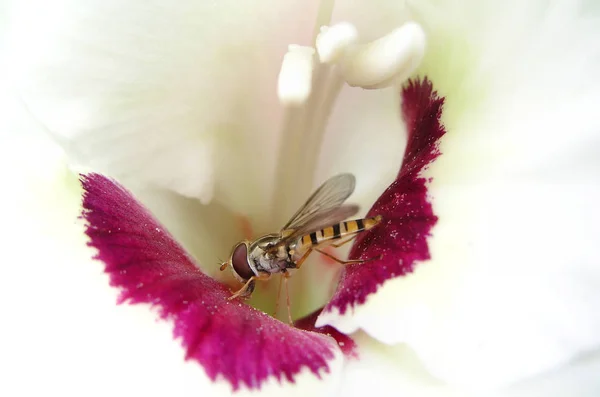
273 21 426 224
316 22 358 64
277 45 316 106
273 62 344 223
340 22 426 89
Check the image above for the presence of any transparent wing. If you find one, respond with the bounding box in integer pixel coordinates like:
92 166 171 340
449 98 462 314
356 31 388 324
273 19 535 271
281 173 357 235
282 204 359 239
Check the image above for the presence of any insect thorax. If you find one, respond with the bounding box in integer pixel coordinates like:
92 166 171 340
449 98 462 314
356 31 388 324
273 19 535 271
248 234 294 274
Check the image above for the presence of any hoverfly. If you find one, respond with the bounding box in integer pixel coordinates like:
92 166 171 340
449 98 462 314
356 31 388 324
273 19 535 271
219 173 382 322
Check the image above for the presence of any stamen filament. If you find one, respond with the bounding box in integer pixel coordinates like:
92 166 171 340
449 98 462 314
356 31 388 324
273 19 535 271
303 65 344 182
273 61 345 224
312 0 336 41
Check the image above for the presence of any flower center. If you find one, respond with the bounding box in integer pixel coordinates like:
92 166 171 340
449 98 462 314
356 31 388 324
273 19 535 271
243 15 426 322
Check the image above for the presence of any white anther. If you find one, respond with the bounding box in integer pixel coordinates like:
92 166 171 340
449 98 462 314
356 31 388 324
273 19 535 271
277 45 316 106
316 22 358 64
340 22 426 89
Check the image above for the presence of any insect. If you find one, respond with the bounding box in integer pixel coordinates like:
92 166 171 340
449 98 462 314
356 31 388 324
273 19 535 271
219 173 382 322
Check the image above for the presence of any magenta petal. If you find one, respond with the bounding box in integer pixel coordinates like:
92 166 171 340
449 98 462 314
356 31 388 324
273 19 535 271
324 78 446 315
295 308 357 357
81 174 340 390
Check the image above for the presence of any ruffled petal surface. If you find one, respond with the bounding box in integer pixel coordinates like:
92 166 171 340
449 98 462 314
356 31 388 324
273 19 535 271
320 77 444 316
81 172 345 391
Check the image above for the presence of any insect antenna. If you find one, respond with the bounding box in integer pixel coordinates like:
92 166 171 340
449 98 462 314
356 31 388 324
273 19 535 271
217 257 228 271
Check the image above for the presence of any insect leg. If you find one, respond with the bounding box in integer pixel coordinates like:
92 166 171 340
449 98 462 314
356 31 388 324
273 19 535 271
330 235 357 248
315 248 381 265
228 273 270 300
283 273 293 325
273 274 284 318
294 248 313 269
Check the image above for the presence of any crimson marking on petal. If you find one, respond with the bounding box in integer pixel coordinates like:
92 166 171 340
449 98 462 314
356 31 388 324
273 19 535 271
325 77 446 315
295 308 357 357
80 173 339 390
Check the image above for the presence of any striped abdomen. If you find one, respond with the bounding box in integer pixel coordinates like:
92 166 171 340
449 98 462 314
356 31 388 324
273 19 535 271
296 215 382 252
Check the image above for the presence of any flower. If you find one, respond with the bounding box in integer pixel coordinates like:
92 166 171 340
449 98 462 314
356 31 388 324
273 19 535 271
73 75 442 393
2 0 600 396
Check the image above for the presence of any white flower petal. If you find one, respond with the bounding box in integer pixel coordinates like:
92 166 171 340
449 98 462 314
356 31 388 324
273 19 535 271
322 0 600 389
340 333 460 397
342 333 600 397
493 351 600 397
330 0 412 42
4 0 321 216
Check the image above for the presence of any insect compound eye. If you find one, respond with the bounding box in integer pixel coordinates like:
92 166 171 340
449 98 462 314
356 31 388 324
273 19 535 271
231 242 254 280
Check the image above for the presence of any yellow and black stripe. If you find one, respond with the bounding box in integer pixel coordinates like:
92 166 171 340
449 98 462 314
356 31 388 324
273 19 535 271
299 215 382 250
